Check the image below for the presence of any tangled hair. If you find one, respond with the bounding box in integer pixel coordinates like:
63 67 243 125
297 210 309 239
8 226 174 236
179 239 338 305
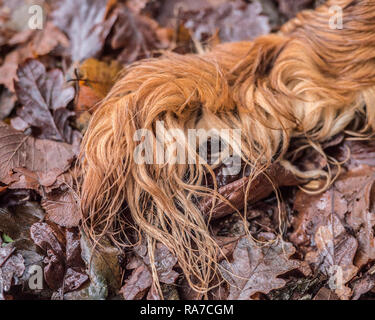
80 0 375 296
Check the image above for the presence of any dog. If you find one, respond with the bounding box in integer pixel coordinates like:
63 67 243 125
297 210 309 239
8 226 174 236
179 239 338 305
80 0 375 295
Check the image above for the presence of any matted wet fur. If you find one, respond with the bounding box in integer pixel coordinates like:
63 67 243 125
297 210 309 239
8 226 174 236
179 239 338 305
80 0 375 297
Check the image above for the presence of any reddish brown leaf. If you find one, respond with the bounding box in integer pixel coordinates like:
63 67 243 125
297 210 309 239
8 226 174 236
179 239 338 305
0 16 69 92
28 22 69 57
63 268 88 292
0 245 25 300
0 46 31 92
0 122 74 188
30 223 87 292
220 236 300 299
14 59 75 142
42 189 81 228
120 263 153 300
51 0 117 62
335 167 375 268
109 4 162 64
136 243 179 285
200 162 299 219
43 249 65 290
305 221 358 300
351 272 375 300
30 223 65 259
180 0 271 42
290 188 348 249
290 165 375 299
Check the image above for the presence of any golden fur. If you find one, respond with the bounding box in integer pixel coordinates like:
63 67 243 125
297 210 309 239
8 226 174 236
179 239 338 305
80 0 375 296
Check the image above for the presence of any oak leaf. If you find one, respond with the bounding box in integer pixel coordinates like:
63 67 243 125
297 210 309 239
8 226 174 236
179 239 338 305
220 236 300 299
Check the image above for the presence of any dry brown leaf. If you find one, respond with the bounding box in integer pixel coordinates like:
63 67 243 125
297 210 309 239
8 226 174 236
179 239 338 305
78 58 122 97
290 165 375 299
121 262 153 300
42 189 81 228
335 167 375 267
14 59 75 142
313 287 339 300
109 4 163 64
30 223 87 291
0 122 74 188
351 272 375 300
28 22 69 57
0 46 31 92
220 236 300 299
51 0 117 62
136 243 179 285
180 0 271 43
76 58 122 112
0 20 69 92
0 244 25 300
305 219 358 300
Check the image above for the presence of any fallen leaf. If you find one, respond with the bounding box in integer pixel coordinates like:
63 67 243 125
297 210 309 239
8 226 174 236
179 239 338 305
10 117 29 132
180 0 271 42
64 228 88 291
335 167 375 268
43 249 65 290
78 58 122 97
109 4 162 64
136 243 179 285
0 122 75 189
290 165 375 299
351 272 375 300
0 201 45 252
79 233 122 299
0 202 49 298
42 188 81 228
290 188 348 250
0 46 31 92
75 58 122 112
305 219 358 300
121 262 153 300
0 16 69 92
51 0 117 62
63 267 88 292
14 59 75 142
157 0 228 27
27 22 70 57
220 236 300 299
0 244 25 300
30 222 65 290
30 223 88 292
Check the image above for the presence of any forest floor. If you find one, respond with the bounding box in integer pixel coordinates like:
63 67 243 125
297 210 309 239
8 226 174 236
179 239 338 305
1 0 375 300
